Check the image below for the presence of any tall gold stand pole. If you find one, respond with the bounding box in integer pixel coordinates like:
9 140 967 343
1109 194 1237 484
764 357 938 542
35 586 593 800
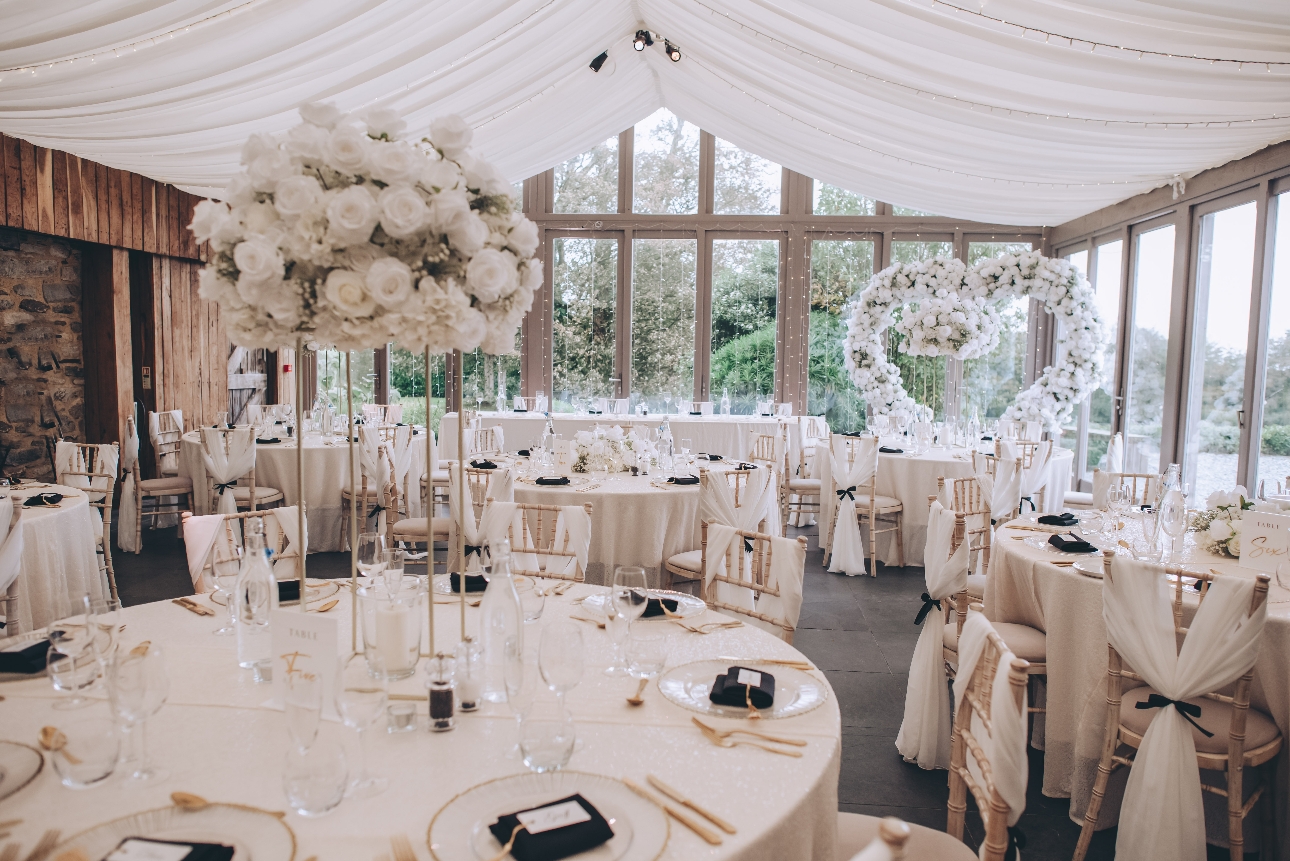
455 350 466 642
425 347 434 657
347 351 358 653
296 338 308 612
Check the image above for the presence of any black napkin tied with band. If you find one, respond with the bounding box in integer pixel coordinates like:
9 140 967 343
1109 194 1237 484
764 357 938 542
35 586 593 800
488 793 613 861
0 639 51 674
1038 513 1079 526
667 475 699 485
1047 534 1097 554
22 492 63 507
879 446 904 454
106 838 234 861
470 459 497 469
535 476 571 486
641 597 680 618
450 572 488 593
709 665 776 709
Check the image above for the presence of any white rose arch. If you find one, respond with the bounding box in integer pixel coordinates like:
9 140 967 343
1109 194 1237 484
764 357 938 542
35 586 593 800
844 251 1105 433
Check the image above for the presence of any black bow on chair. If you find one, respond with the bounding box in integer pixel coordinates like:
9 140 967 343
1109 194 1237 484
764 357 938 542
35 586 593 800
463 544 483 560
836 486 856 501
743 536 754 554
213 481 236 496
1135 693 1213 737
1020 495 1036 512
367 503 385 521
1004 826 1027 861
913 592 941 626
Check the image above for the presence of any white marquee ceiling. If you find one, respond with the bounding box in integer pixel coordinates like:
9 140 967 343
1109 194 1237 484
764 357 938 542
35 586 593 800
1 0 1288 225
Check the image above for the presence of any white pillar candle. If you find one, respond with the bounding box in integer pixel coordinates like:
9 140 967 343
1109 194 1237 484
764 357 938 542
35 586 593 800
374 603 414 676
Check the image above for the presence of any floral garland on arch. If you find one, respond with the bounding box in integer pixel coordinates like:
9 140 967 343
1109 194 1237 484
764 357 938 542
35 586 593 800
190 103 540 353
844 251 1105 432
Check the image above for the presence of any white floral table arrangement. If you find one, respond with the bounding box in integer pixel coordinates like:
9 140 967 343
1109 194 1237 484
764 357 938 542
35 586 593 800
190 102 540 353
1191 486 1290 557
571 427 655 474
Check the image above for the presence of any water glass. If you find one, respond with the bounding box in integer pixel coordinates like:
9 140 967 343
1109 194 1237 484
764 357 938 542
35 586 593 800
50 713 119 789
381 549 405 595
604 567 647 677
538 621 585 704
336 653 388 797
356 532 385 580
519 701 575 773
105 642 170 784
627 629 669 679
285 671 322 752
284 739 348 817
518 579 545 623
212 544 242 636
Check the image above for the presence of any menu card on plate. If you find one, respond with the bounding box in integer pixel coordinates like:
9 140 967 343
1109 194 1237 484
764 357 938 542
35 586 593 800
269 609 339 718
1240 511 1290 574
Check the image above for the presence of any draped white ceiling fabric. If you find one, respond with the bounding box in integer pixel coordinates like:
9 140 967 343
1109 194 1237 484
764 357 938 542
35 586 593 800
1 0 1288 224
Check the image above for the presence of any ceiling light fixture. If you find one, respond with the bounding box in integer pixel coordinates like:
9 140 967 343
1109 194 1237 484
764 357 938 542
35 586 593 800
665 40 681 62
590 51 609 72
633 29 653 51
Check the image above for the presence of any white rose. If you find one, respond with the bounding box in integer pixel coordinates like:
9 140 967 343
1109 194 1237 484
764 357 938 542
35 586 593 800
284 122 329 162
376 185 427 238
365 257 414 307
426 188 470 233
362 107 407 139
421 156 462 192
462 155 513 196
324 125 370 174
430 115 474 158
224 174 255 207
326 185 379 245
235 275 268 305
233 237 283 283
273 175 323 219
520 258 543 290
368 141 422 186
446 209 489 256
197 267 233 301
449 307 487 351
507 215 539 257
239 201 280 236
323 269 377 317
341 243 384 273
299 101 344 129
247 149 294 192
189 200 232 244
465 248 517 303
260 281 301 322
240 133 279 166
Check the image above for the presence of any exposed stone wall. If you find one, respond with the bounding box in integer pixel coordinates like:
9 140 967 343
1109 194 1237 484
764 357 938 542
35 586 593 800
0 226 84 480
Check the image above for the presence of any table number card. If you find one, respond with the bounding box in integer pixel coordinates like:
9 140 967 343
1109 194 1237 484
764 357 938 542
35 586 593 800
553 439 572 473
1240 511 1290 574
270 609 339 718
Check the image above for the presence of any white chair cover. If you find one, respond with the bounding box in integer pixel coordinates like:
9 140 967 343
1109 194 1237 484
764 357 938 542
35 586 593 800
702 525 804 638
182 512 225 592
268 506 307 582
148 409 185 474
828 436 878 576
0 493 24 596
977 454 1022 523
896 501 969 770
1091 468 1112 509
699 467 778 608
448 465 513 572
55 441 119 536
182 507 307 591
200 427 256 515
1016 440 1053 507
1103 557 1267 861
117 421 141 553
951 611 1028 833
1023 420 1043 441
389 425 419 517
1105 432 1124 474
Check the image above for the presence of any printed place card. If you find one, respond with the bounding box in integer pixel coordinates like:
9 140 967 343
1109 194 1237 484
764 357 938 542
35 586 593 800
270 608 339 718
1240 511 1290 574
516 800 592 834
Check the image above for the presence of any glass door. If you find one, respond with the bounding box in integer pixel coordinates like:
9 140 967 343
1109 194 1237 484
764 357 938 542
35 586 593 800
1123 223 1176 474
1254 191 1290 495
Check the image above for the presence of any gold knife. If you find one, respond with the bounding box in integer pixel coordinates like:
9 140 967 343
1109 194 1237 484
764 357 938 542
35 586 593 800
646 775 737 834
172 598 212 616
622 778 721 845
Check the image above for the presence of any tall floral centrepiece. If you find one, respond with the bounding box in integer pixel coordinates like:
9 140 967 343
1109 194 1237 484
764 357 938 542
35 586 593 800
190 103 540 352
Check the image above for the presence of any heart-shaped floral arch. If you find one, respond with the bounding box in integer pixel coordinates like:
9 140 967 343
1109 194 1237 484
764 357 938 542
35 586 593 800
843 251 1106 433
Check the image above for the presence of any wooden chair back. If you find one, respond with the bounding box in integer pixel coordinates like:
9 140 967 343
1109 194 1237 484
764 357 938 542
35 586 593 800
497 500 593 583
796 416 828 477
996 438 1050 471
1106 472 1162 507
973 449 996 478
151 410 184 475
700 521 807 641
185 510 301 586
939 475 991 574
747 429 783 472
466 426 503 456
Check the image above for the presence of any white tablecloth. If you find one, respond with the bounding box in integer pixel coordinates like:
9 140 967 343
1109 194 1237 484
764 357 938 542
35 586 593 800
864 446 1072 567
179 432 427 552
984 520 1290 857
4 483 103 632
441 413 802 465
1 584 841 861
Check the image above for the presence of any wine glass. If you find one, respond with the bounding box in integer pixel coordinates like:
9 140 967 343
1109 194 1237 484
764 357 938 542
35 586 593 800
662 391 673 416
538 621 585 707
47 594 98 710
680 438 693 471
1160 489 1188 563
356 532 385 582
212 543 242 636
336 653 389 797
284 740 348 817
87 597 122 668
603 567 648 677
382 549 405 596
284 670 322 752
105 642 170 784
1105 487 1126 534
503 636 537 759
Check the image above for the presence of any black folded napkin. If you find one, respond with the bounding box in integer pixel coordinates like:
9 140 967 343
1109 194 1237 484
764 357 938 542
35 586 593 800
277 580 301 602
587 410 602 415
879 446 904 454
1038 513 1079 526
667 475 699 485
106 837 234 861
0 639 51 674
701 453 722 461
489 794 614 861
22 492 63 507
535 476 570 486
641 597 680 618
1048 534 1097 554
709 666 776 709
518 449 531 457
981 435 993 441
397 422 406 427
470 460 497 469
689 411 702 415
842 431 866 437
450 572 489 593
513 408 528 413
274 420 284 425
255 437 281 445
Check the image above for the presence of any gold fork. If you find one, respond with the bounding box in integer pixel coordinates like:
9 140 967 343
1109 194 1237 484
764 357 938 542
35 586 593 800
389 834 417 861
691 716 807 747
22 829 60 861
696 722 801 757
1 844 17 861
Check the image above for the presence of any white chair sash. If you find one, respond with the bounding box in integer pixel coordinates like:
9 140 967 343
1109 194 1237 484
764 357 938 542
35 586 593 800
1091 468 1112 509
449 466 513 572
702 523 755 613
148 409 184 473
55 441 118 535
0 493 24 596
389 425 421 518
896 501 969 770
182 512 225 592
201 427 255 515
551 505 591 576
268 506 306 582
978 453 1021 522
1105 432 1124 473
1103 557 1266 861
828 436 877 576
118 422 141 553
750 535 806 638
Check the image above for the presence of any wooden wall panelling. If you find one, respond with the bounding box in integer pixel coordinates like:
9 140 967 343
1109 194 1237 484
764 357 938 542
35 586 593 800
142 178 156 253
155 176 169 255
107 167 122 247
20 139 38 231
168 186 181 258
52 150 69 238
81 246 134 445
96 162 109 244
81 156 98 241
131 173 143 251
3 136 20 227
67 155 84 240
35 146 53 234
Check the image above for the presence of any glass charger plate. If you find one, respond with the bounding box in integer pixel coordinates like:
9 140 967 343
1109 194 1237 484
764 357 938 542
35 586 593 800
657 658 829 720
211 578 340 607
432 573 534 596
0 740 44 802
648 477 700 489
1023 536 1102 558
0 631 49 683
428 771 667 861
1071 560 1105 579
50 802 296 861
581 590 705 620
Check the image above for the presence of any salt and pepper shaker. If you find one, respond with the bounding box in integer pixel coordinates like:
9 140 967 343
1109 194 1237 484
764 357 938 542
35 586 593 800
426 652 456 732
455 637 483 712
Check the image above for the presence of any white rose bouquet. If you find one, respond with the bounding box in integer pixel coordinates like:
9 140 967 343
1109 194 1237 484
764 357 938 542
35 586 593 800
190 104 541 353
1190 486 1254 557
570 426 655 474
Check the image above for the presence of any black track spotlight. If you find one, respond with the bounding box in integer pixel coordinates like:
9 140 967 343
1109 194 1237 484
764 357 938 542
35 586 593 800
590 51 609 72
633 29 653 51
665 40 681 62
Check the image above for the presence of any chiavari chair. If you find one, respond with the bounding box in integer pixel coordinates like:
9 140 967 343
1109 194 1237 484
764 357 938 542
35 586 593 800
700 522 807 643
498 500 593 583
825 434 905 574
58 441 119 600
663 467 765 591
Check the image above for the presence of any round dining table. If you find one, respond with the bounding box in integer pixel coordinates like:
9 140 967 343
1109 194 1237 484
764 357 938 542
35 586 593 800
2 482 103 633
984 515 1290 858
1 582 841 861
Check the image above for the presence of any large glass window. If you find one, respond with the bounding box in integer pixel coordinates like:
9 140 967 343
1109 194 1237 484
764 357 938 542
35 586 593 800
893 205 938 217
961 242 1032 421
711 239 780 413
1086 241 1124 476
889 240 954 417
633 109 698 215
1125 224 1176 473
552 238 617 409
390 347 445 432
554 137 618 213
808 239 874 430
714 139 780 215
316 349 375 414
1257 192 1290 494
463 350 520 415
813 183 875 216
632 239 697 412
1186 201 1258 501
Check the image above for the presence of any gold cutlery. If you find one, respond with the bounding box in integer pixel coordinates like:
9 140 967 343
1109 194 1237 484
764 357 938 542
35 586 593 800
626 677 648 706
574 483 601 493
390 834 417 861
646 775 737 834
171 792 209 810
622 778 722 845
310 598 339 613
671 620 742 634
0 824 20 834
172 597 214 617
22 829 59 861
691 716 807 747
433 598 481 607
0 845 16 861
37 727 79 764
716 656 813 671
696 722 802 757
570 615 606 628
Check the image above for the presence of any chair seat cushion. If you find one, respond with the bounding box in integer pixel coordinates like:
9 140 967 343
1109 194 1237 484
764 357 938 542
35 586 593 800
665 550 702 573
139 476 193 495
1064 491 1095 509
392 517 451 539
944 621 1046 663
836 812 975 861
232 486 283 503
965 572 987 600
788 478 822 492
341 486 385 501
1120 686 1281 755
850 494 902 511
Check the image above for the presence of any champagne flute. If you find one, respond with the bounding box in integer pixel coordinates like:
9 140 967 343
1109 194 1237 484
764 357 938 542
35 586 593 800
48 594 97 710
662 391 673 416
538 621 585 708
337 653 389 797
87 597 122 667
106 642 170 784
1160 489 1188 564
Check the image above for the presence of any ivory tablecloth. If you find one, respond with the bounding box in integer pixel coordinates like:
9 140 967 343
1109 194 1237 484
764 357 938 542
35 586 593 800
1 584 841 861
984 520 1290 857
179 432 426 552
4 483 103 632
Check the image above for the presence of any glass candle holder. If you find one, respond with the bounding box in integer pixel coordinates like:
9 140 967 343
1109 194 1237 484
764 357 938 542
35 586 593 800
455 638 483 712
357 578 423 681
425 652 456 732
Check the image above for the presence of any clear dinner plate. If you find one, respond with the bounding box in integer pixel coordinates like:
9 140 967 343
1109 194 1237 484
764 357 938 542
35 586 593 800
580 590 706 620
1071 560 1104 579
432 573 535 595
1023 536 1101 558
0 740 44 802
50 802 296 861
427 771 667 861
0 631 48 683
210 578 339 607
657 658 829 720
